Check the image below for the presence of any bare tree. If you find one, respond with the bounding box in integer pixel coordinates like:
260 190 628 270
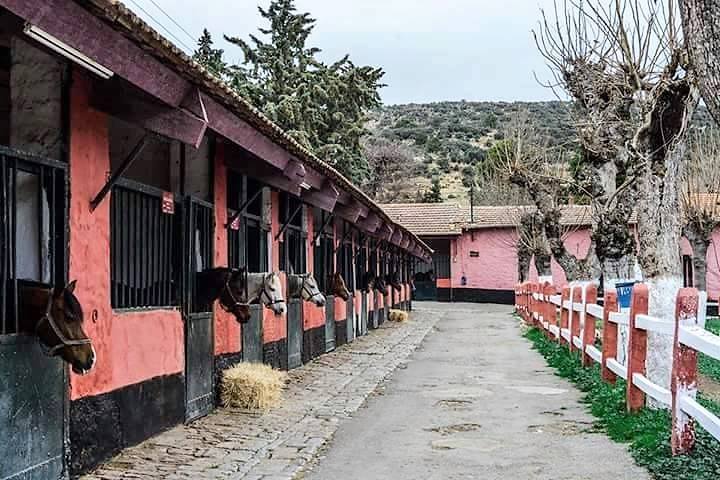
681 0 720 124
362 137 415 203
493 114 598 282
681 129 720 289
537 0 699 400
534 0 639 287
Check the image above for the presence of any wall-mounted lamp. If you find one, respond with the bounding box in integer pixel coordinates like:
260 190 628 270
24 24 114 80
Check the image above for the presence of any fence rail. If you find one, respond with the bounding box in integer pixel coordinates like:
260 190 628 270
515 280 720 455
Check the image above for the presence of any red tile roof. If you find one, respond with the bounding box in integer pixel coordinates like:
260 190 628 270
380 203 594 236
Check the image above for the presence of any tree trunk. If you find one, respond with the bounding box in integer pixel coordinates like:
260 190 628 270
517 246 532 282
682 0 720 124
633 79 699 406
684 224 711 291
534 253 552 279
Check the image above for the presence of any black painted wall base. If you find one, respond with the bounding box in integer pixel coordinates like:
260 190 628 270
214 351 243 404
263 340 289 371
69 373 185 476
302 326 325 364
335 320 347 347
432 288 514 304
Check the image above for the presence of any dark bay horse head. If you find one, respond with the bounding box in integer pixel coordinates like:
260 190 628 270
196 268 251 323
288 273 326 307
386 272 402 292
19 280 95 375
247 272 286 316
361 272 376 293
328 273 351 301
373 274 387 293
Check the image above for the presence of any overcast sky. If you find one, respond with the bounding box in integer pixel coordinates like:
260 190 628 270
129 0 559 105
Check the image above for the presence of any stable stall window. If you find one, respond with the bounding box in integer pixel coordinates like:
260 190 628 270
313 208 334 293
279 192 306 274
336 222 355 291
228 172 268 273
109 118 181 309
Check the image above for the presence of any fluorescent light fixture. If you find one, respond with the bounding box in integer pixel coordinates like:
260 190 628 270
299 181 312 190
24 24 114 80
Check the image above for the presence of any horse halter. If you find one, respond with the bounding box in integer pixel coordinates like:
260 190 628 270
253 273 285 307
219 269 250 313
36 289 91 356
299 275 324 303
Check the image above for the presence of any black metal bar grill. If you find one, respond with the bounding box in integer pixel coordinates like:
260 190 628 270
110 178 178 309
187 198 214 314
1 147 67 335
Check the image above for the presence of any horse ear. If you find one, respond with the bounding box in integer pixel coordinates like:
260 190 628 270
65 280 77 294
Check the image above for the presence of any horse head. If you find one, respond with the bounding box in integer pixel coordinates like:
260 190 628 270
373 275 387 293
328 273 351 301
387 272 402 292
261 272 286 316
30 280 95 375
299 273 326 307
218 268 252 324
362 272 375 293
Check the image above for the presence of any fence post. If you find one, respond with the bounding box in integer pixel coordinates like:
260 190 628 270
543 283 555 337
671 288 699 455
559 286 570 345
626 283 649 413
569 286 582 354
602 291 619 384
582 284 598 367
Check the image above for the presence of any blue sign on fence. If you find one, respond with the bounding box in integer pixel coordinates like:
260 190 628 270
615 281 636 309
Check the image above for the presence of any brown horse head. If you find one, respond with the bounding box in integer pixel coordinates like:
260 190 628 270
328 273 351 301
219 268 252 323
386 272 402 292
23 280 96 375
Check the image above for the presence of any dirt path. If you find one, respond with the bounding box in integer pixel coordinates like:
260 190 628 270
304 302 650 480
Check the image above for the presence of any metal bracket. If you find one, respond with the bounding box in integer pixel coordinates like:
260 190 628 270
312 212 334 246
90 133 150 212
333 226 355 254
274 203 303 241
226 187 264 229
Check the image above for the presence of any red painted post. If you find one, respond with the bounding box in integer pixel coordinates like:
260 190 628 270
543 283 555 337
602 291 619 384
626 283 649 413
582 284 598 367
569 286 582 353
559 286 570 345
671 288 699 455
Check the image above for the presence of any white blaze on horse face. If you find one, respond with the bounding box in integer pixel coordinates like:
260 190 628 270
267 273 286 315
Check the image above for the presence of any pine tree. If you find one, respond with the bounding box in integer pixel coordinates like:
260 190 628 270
423 177 443 203
193 29 227 78
222 0 385 183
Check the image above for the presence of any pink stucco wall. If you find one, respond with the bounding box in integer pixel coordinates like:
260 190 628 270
680 230 720 300
68 72 183 400
452 228 521 290
451 227 593 291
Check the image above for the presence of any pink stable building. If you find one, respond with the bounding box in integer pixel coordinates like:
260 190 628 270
383 203 717 304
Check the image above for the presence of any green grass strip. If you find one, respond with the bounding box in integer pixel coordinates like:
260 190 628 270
700 318 720 384
523 326 720 479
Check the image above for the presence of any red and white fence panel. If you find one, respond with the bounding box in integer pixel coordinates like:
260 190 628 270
514 281 719 455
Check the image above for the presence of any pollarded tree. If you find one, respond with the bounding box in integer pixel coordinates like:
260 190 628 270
538 0 699 400
492 113 598 282
680 129 720 290
681 0 720 124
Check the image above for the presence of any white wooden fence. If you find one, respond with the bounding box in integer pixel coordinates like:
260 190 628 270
515 281 718 454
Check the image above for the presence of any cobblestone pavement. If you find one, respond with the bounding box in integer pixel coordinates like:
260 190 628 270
81 310 438 480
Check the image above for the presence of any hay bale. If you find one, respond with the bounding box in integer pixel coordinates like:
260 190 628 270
221 363 287 411
388 309 409 323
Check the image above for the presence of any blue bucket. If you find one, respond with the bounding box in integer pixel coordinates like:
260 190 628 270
615 281 636 310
